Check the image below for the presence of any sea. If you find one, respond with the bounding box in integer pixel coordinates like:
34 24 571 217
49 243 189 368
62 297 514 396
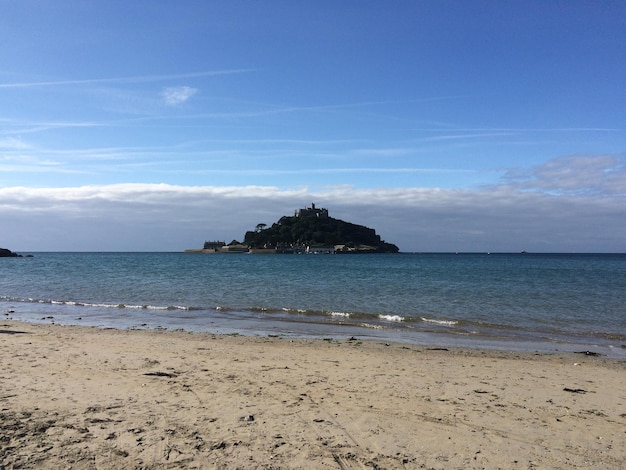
1 252 625 358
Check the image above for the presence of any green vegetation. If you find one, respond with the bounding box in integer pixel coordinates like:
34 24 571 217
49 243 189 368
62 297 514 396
243 213 399 253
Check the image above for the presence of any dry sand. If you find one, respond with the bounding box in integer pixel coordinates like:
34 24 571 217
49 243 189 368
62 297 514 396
1 320 624 469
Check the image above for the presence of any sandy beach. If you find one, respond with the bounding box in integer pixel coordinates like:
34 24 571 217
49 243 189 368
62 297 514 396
1 320 624 469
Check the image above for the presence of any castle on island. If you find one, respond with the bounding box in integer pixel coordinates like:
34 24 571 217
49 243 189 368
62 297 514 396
185 203 399 254
295 203 328 218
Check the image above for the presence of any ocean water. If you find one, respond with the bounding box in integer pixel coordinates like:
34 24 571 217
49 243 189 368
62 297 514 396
1 252 625 357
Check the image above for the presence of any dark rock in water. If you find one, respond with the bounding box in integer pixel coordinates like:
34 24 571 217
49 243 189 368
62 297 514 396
0 248 22 258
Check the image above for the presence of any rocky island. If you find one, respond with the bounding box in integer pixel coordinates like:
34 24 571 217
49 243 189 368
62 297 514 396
0 248 22 258
186 204 399 254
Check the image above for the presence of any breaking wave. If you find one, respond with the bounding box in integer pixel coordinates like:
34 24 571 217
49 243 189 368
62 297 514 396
378 314 405 322
421 317 459 327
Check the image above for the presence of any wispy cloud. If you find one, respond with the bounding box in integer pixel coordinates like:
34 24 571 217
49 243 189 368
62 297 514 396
504 154 626 196
409 127 622 133
0 69 254 89
169 167 476 176
0 117 128 136
0 137 31 149
161 86 198 106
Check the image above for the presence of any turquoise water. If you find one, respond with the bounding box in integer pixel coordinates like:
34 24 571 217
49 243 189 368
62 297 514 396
1 252 625 356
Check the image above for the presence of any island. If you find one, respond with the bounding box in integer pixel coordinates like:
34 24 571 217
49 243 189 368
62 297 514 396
185 204 399 254
0 248 22 258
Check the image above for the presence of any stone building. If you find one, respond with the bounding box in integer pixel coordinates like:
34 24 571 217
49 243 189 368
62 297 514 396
294 203 328 218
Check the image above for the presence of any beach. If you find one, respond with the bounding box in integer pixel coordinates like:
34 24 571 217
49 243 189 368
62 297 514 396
1 321 624 469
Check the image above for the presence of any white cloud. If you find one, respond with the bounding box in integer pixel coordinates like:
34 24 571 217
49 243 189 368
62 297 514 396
161 86 198 106
1 181 624 253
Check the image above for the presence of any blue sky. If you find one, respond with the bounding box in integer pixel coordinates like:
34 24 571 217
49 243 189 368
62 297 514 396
1 1 625 252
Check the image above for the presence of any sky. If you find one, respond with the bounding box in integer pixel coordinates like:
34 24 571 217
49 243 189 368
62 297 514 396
1 0 625 252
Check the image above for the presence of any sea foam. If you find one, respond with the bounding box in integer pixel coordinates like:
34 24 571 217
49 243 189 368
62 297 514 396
421 317 458 326
379 314 404 322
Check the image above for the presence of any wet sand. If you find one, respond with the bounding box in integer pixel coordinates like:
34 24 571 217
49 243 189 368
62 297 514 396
1 320 624 469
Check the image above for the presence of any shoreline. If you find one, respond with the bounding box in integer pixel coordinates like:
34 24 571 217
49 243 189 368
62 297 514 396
1 320 625 468
3 252 625 362
4 302 626 359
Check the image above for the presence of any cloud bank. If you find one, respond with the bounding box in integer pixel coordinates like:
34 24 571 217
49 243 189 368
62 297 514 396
1 171 624 253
